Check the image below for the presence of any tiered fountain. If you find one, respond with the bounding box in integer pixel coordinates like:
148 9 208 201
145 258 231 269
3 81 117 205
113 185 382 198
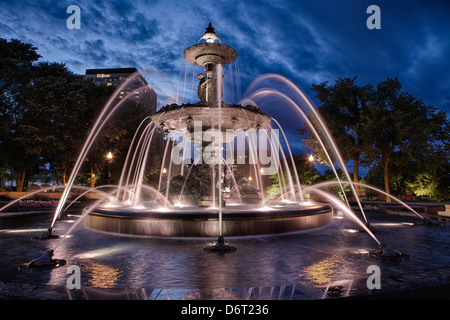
2 24 441 295
82 23 334 239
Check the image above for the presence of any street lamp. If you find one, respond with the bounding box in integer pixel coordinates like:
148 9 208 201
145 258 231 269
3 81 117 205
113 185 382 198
107 152 113 184
307 154 315 185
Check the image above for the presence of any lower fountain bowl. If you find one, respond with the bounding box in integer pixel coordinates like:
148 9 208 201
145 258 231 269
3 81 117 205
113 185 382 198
86 202 334 238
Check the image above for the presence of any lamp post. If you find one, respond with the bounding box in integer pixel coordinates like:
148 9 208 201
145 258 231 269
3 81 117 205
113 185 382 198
107 152 113 184
308 155 314 185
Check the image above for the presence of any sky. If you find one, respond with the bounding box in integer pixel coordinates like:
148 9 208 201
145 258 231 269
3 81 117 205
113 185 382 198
1 0 449 171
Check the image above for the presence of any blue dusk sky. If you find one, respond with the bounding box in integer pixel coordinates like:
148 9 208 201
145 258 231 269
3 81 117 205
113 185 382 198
1 0 449 170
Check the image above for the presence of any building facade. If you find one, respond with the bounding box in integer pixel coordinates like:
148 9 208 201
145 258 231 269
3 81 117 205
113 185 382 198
85 68 157 115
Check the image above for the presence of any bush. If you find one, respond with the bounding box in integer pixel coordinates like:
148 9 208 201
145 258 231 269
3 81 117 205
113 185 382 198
19 200 55 208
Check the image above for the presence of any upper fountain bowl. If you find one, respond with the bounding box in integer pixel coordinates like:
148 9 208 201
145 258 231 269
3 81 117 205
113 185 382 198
184 22 237 67
184 42 237 66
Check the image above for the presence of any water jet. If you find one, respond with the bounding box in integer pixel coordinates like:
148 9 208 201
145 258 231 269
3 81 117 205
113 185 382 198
369 243 411 260
25 250 66 270
31 227 61 240
204 236 236 253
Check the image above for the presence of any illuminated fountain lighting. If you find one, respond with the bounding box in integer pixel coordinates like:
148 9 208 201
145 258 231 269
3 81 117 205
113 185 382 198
18 23 436 266
77 23 339 245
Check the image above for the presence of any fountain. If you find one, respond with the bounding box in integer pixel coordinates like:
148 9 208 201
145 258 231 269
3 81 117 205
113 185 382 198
83 23 334 240
6 24 448 300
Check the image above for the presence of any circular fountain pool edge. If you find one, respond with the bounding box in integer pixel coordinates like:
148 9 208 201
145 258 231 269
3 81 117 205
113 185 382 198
85 203 334 238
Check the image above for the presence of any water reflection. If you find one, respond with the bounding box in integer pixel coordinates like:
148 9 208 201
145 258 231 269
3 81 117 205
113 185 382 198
299 255 340 285
83 262 121 288
0 210 449 298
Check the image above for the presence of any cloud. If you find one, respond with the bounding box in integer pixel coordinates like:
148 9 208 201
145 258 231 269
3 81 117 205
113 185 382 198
0 0 448 118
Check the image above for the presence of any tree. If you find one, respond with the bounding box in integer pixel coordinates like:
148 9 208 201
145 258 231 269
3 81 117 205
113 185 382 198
301 77 372 195
266 154 322 200
0 37 154 191
0 38 41 191
80 90 152 188
292 154 321 185
361 78 449 202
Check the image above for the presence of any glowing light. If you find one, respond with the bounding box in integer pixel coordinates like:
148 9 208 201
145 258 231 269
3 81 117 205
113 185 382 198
343 228 359 233
107 152 113 159
174 202 186 208
308 155 314 162
2 228 48 233
373 222 415 227
72 245 128 260
258 206 274 211
162 168 167 174
201 23 219 43
248 176 252 181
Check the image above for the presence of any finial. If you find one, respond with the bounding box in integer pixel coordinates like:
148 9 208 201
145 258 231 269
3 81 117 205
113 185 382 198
201 22 219 43
206 22 215 33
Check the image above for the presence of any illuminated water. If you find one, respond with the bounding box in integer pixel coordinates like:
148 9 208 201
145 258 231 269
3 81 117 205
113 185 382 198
1 210 449 299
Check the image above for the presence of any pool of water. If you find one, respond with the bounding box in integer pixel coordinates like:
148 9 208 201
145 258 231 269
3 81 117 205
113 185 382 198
0 210 449 299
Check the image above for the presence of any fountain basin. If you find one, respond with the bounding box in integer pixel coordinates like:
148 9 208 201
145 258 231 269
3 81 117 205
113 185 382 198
86 203 333 238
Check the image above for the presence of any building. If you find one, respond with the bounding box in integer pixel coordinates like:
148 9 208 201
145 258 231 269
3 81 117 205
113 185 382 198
85 67 157 115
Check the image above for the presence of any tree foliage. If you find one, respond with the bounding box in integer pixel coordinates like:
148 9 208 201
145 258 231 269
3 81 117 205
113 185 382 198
301 76 373 195
0 38 42 191
0 38 151 190
302 76 449 201
361 78 448 201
